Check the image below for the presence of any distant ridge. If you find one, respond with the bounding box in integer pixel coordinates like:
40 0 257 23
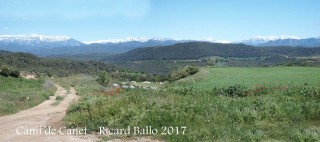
0 34 320 56
103 42 320 61
241 36 320 47
0 34 84 52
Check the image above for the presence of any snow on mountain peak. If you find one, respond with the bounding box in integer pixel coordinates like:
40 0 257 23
240 35 301 45
0 34 71 42
202 37 230 44
248 35 301 41
83 37 173 44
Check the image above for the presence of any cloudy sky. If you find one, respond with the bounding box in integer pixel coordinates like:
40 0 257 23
0 0 319 41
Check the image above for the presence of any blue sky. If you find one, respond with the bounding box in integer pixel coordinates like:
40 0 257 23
0 0 319 41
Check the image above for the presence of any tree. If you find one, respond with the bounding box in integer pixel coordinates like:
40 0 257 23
207 58 215 66
9 70 20 78
0 65 20 78
97 71 110 86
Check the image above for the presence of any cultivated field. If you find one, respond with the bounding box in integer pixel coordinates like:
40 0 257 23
62 67 320 141
177 67 320 89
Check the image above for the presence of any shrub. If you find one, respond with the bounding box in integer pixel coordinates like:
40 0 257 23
0 65 20 78
220 84 248 97
9 70 20 78
169 66 199 82
0 65 11 77
300 83 318 97
43 79 55 89
249 84 268 96
96 71 110 86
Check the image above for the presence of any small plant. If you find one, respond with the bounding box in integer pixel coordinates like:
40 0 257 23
56 95 64 101
300 83 318 97
52 95 65 106
250 84 268 96
43 79 55 89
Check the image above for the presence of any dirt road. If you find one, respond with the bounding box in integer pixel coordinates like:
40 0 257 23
0 84 96 142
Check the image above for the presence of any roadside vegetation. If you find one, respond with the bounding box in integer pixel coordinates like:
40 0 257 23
51 95 65 106
0 76 56 116
62 67 320 142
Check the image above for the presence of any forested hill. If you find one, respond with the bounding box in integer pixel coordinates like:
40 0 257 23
103 42 320 61
0 50 115 77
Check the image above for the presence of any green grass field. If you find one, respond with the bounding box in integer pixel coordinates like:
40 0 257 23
0 76 56 116
63 67 320 142
177 67 320 89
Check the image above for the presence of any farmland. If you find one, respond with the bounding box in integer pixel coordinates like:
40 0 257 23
62 67 320 141
176 67 320 89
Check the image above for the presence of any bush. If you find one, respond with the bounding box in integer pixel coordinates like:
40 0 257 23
169 66 199 82
9 70 20 78
249 84 268 96
220 84 248 97
43 79 55 89
96 71 110 86
0 65 11 77
0 65 20 78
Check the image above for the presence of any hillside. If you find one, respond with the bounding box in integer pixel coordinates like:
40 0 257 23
0 51 115 77
104 42 320 61
104 42 264 61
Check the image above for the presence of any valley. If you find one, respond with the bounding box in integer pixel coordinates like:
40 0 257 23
1 41 320 141
2 0 320 141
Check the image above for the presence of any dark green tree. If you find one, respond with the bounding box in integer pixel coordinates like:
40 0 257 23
9 70 20 78
0 65 11 77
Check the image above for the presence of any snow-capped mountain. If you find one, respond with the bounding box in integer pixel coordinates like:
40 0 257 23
84 37 150 44
201 37 230 44
0 34 84 51
84 37 229 44
0 34 72 42
84 37 182 44
240 35 320 47
241 35 301 46
259 38 320 47
1 34 320 56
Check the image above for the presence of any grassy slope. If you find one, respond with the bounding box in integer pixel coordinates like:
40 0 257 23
62 67 320 142
56 74 102 97
0 76 56 116
176 67 320 89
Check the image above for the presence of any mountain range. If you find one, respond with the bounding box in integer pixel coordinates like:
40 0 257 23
103 42 320 62
0 34 320 56
0 34 83 52
241 36 320 47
